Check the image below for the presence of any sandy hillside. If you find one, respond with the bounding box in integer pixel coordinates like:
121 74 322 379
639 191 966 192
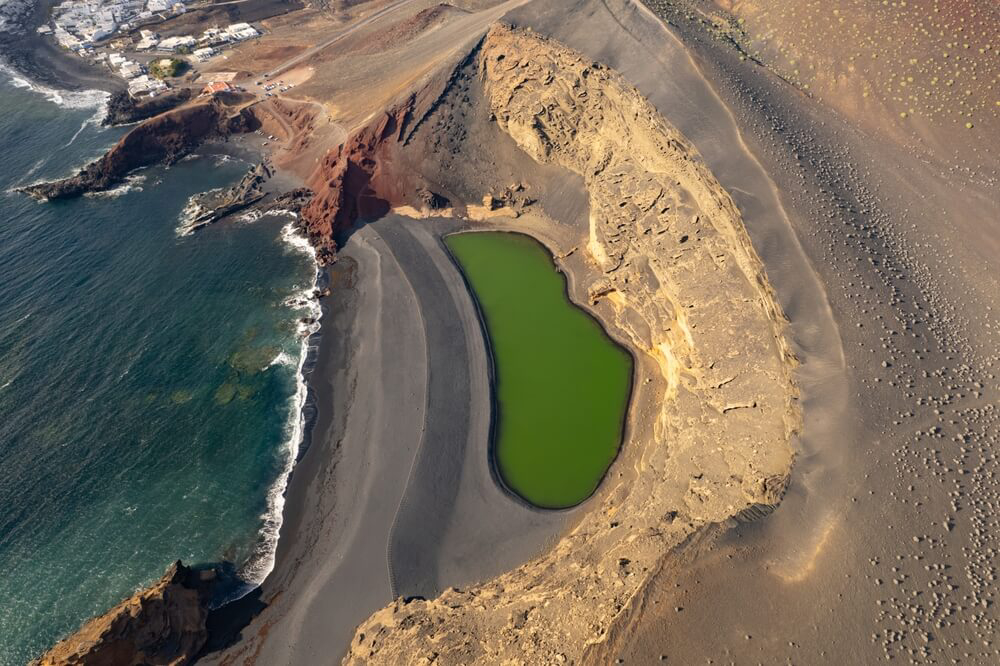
28 0 999 663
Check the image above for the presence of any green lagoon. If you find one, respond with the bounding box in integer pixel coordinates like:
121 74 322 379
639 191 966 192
446 232 632 509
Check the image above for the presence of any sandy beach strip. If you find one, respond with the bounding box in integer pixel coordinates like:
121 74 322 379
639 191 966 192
203 213 572 664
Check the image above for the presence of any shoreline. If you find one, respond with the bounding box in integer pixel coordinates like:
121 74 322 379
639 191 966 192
166 135 324 592
3 67 325 604
202 215 576 664
0 0 124 94
4 56 327 596
441 228 638 513
0 62 111 115
238 219 322 587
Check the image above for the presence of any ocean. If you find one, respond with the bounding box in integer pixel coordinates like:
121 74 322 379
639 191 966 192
0 71 316 664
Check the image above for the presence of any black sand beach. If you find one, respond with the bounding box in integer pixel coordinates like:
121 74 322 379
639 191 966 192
0 0 123 93
204 214 573 664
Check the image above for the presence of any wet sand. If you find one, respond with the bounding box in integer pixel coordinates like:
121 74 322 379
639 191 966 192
204 214 571 664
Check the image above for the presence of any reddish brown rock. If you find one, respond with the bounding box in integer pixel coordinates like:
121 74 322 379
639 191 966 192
33 561 217 666
298 100 416 265
20 94 259 201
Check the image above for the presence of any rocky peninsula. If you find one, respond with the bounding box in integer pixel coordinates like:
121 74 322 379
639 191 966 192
19 94 260 201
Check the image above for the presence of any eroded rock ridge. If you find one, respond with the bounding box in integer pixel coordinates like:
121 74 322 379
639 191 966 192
342 23 799 665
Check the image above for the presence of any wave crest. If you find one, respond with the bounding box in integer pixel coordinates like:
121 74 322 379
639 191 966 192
238 223 321 587
0 63 109 111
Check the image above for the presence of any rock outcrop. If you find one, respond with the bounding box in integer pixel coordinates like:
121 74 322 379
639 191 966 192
102 88 195 127
181 161 273 234
33 561 217 666
20 95 259 201
295 70 459 262
298 104 413 264
343 23 799 664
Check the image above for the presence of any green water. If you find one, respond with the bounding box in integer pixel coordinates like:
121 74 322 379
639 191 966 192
446 232 632 509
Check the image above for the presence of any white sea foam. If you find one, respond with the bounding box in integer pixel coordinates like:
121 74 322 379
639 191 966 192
85 174 145 199
239 222 321 586
0 62 109 112
65 104 106 147
19 158 46 185
238 208 298 225
65 121 88 148
235 209 263 224
175 188 223 236
268 351 296 368
279 221 313 257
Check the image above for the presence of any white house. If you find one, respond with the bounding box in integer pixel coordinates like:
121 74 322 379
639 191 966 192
225 22 258 41
136 28 158 49
128 74 166 97
119 61 143 78
157 35 195 51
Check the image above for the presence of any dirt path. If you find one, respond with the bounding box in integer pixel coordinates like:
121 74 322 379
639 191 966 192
264 0 421 79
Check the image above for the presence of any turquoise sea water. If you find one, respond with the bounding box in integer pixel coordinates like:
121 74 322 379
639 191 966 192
0 72 315 664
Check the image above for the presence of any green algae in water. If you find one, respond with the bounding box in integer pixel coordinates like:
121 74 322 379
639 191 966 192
446 232 632 509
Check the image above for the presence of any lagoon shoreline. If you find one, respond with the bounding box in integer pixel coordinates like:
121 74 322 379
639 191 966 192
201 214 576 664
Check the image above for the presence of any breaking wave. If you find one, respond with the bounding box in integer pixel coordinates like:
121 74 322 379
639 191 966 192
237 222 321 587
0 63 109 113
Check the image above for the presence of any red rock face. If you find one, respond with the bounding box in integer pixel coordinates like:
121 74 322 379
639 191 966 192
21 96 259 201
299 99 417 265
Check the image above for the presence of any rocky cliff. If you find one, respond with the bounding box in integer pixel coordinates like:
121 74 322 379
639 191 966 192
295 58 459 264
297 103 415 264
33 561 217 666
342 23 799 664
20 95 258 201
102 88 195 127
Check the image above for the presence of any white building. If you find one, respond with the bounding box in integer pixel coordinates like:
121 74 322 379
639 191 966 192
157 35 195 51
136 28 159 49
119 61 143 78
192 46 215 62
54 27 82 50
225 23 258 41
128 74 167 97
200 26 228 45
